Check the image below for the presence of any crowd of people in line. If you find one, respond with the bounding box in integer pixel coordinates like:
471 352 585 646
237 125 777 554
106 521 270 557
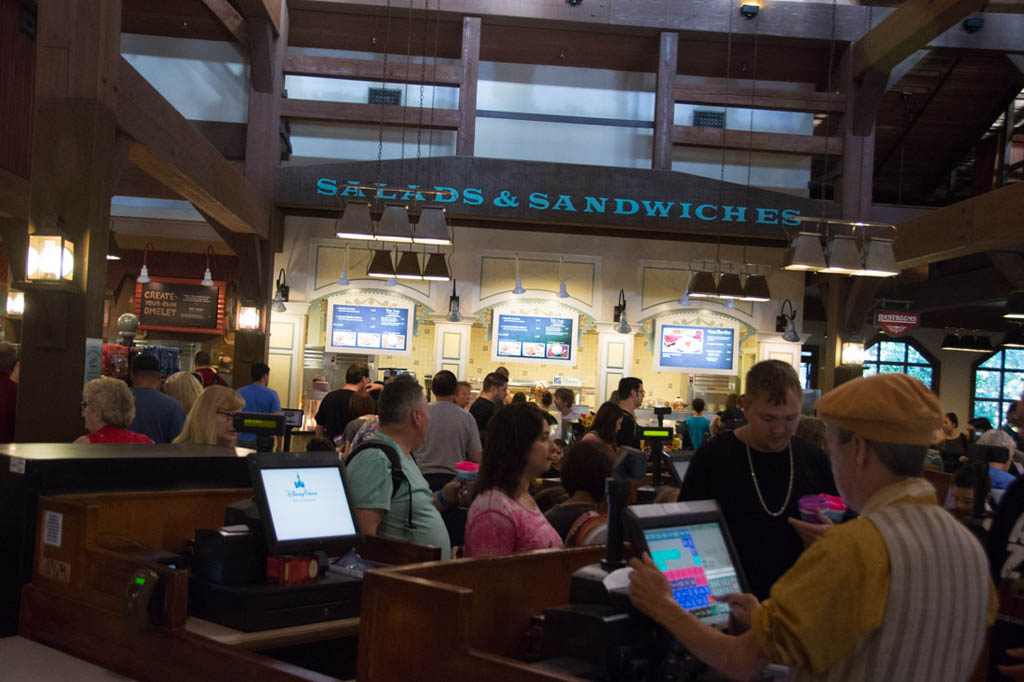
9 341 1024 679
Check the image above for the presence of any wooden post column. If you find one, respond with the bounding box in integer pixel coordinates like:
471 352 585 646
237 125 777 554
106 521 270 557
652 32 678 171
17 0 123 442
456 17 480 157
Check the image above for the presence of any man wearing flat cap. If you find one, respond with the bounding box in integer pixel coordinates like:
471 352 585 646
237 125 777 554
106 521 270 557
631 373 996 681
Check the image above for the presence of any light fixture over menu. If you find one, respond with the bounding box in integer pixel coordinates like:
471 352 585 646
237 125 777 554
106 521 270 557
787 217 900 277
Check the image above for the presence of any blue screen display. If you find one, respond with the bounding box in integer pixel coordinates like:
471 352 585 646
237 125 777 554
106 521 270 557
330 305 409 351
659 326 734 371
495 314 573 361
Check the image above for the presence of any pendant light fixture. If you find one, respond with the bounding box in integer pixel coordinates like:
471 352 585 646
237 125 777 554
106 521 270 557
783 232 827 271
741 265 772 302
513 253 525 295
376 204 414 243
201 246 215 286
940 331 962 351
715 264 745 300
1005 291 1024 320
337 245 350 286
820 234 862 275
688 266 718 299
856 237 899 277
367 249 395 279
1003 326 1024 348
557 257 570 298
613 290 631 334
336 202 374 240
137 242 154 283
422 252 451 282
395 250 423 280
413 206 451 246
106 230 121 261
386 247 398 287
447 280 462 322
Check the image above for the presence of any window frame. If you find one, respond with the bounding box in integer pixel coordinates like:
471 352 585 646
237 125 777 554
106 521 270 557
969 348 1024 425
862 333 941 393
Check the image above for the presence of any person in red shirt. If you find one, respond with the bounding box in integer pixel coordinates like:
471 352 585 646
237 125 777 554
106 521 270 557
0 342 17 443
193 350 226 388
73 377 153 444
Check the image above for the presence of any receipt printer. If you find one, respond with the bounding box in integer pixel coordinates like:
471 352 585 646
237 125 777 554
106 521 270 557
192 526 267 585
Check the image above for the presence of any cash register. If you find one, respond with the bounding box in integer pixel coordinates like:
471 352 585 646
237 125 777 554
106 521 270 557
189 451 364 631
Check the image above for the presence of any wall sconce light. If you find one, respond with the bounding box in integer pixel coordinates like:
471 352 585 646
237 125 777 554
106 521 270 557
841 341 865 365
447 280 462 323
137 242 154 283
613 289 631 334
272 269 289 313
740 2 759 19
201 246 215 286
513 253 525 295
557 257 570 298
6 290 24 317
237 304 261 331
776 299 800 343
27 218 74 282
337 245 350 286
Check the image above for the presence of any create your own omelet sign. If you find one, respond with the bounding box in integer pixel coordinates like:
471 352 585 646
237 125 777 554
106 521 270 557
275 157 822 239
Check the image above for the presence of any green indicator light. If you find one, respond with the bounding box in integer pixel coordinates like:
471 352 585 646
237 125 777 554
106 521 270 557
135 576 146 585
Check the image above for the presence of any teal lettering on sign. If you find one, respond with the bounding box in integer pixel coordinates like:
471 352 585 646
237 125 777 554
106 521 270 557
311 178 804 228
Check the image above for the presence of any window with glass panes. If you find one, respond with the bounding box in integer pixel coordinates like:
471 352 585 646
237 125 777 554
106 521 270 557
862 338 938 391
972 349 1024 427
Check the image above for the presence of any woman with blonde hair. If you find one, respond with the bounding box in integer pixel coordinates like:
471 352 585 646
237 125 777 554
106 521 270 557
162 370 203 415
173 385 245 447
74 377 153 444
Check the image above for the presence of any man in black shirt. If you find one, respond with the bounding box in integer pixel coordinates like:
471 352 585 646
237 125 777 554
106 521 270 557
678 360 835 600
315 362 379 442
469 371 508 439
615 377 644 449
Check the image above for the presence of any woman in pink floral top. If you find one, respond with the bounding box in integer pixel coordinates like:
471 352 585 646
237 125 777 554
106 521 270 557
463 404 564 557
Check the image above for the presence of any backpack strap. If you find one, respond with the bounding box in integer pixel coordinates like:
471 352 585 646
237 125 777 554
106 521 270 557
347 439 415 529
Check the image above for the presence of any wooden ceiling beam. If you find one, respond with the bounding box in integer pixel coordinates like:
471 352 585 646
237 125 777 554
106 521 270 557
115 58 271 238
894 181 1024 268
199 0 247 44
281 98 460 129
284 54 462 86
671 126 842 156
236 0 283 35
881 268 1010 312
673 82 845 113
851 0 983 81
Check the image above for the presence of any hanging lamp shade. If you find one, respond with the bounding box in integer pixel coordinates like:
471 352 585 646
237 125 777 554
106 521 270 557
782 232 827 271
939 333 962 351
556 257 569 298
782 320 801 343
512 253 525 294
857 238 899 277
1003 326 1024 348
716 272 745 299
336 202 374 240
413 206 451 245
973 335 994 353
106 231 121 260
376 204 413 243
337 245 350 286
395 251 423 279
367 249 395 278
272 287 286 313
137 264 150 284
447 280 462 322
688 271 718 299
1004 291 1024 320
422 252 451 281
741 274 771 302
820 235 862 275
679 290 690 306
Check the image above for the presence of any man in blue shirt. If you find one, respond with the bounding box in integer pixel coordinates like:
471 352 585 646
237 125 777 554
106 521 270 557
129 353 185 443
237 362 282 447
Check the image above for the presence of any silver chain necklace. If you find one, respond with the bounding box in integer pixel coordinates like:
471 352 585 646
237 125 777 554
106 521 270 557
745 439 795 518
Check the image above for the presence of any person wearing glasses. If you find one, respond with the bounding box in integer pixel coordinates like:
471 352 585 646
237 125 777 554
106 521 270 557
74 377 153 444
173 385 245 447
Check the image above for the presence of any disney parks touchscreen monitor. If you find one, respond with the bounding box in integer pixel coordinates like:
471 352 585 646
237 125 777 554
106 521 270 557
248 451 360 555
625 500 748 629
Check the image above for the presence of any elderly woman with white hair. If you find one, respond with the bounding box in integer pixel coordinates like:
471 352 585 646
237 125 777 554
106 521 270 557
74 377 154 444
978 428 1020 491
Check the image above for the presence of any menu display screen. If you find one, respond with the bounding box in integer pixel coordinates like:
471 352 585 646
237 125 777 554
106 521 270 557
659 325 735 372
330 305 409 352
495 314 574 362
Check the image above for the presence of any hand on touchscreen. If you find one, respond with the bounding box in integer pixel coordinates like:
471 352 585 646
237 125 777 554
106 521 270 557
628 553 675 620
717 592 759 633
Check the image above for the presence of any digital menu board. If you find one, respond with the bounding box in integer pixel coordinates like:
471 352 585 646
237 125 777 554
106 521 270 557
329 304 409 352
658 325 735 373
494 314 575 363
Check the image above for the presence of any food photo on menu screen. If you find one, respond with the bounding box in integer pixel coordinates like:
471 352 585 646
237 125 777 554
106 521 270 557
660 325 735 371
496 314 574 361
330 305 409 352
